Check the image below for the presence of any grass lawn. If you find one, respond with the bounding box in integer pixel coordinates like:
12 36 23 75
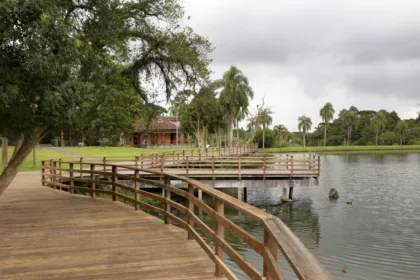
63 146 198 157
0 147 68 172
260 145 420 154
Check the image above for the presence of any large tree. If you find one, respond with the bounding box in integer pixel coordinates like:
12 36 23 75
371 111 387 146
219 66 254 147
298 116 312 148
259 108 273 150
273 124 288 147
320 102 335 146
0 0 211 196
394 120 409 146
343 109 360 146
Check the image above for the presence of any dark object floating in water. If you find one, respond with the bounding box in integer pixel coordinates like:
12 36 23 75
329 188 339 200
346 201 352 204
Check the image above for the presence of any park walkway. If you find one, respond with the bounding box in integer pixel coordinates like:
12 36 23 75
0 172 222 280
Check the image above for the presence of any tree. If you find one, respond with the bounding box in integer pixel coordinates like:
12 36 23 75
0 0 211 196
219 66 254 147
394 120 409 146
298 116 312 148
259 108 273 149
319 102 335 146
343 109 360 146
273 124 289 146
371 111 387 146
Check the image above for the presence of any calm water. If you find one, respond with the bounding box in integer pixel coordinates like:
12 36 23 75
202 153 420 279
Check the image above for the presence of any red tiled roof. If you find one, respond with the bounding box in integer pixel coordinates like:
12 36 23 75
134 116 181 132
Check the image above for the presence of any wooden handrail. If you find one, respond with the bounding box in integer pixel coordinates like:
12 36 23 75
41 157 332 280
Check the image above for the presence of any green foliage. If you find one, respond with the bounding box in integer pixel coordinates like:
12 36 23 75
254 129 275 148
0 0 212 144
329 188 339 200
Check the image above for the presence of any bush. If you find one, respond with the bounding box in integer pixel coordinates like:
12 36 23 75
254 129 276 148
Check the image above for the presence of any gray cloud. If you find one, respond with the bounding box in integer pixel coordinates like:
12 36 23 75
182 0 420 127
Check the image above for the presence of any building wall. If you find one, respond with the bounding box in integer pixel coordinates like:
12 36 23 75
128 132 184 146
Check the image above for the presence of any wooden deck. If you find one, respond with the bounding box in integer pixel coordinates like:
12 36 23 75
0 172 224 280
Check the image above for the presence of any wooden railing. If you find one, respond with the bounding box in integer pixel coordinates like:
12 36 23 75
41 159 333 280
55 144 320 179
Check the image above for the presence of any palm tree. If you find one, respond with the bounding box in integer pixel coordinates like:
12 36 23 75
319 102 335 146
371 111 387 146
219 66 254 147
394 120 408 146
298 116 312 148
273 124 288 147
259 108 273 149
343 109 359 146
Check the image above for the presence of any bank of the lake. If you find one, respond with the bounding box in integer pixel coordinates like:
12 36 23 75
260 145 420 154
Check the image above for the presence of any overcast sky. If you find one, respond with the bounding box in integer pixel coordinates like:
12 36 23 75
181 0 420 131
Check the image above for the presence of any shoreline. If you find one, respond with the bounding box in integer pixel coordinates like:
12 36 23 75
259 145 420 154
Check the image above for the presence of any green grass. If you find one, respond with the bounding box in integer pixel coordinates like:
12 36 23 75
63 146 198 157
260 145 420 154
0 147 68 172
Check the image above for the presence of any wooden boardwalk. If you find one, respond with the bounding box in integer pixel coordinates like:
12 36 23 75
0 172 223 280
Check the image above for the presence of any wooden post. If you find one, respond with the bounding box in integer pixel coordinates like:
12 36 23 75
318 155 321 176
186 156 189 176
182 150 185 162
112 166 118 201
263 154 267 181
164 176 171 224
214 198 225 276
1 137 8 169
91 164 96 198
134 170 140 210
263 227 278 279
58 158 62 183
69 163 74 194
49 159 53 187
286 154 289 169
199 149 201 161
160 154 164 173
103 157 106 172
135 156 139 168
52 161 57 189
188 183 194 240
141 154 144 169
212 156 215 182
79 157 83 176
291 155 294 177
238 157 242 181
41 160 45 186
173 151 175 165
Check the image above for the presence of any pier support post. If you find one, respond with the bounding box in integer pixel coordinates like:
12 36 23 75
288 180 294 200
243 187 247 202
237 187 243 201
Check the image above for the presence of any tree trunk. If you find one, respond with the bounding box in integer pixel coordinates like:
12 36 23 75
262 125 265 150
324 121 327 146
61 130 65 147
227 116 234 147
375 132 378 146
0 128 45 196
400 136 403 146
12 136 24 159
236 118 239 143
303 132 306 148
2 137 8 169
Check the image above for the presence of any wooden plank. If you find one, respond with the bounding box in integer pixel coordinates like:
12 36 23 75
215 198 225 276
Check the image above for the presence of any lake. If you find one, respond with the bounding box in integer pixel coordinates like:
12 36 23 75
201 153 420 279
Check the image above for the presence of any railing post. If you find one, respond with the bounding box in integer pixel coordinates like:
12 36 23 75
91 164 96 198
187 183 194 240
291 155 294 177
212 156 215 182
112 166 118 201
238 157 242 181
160 154 164 173
49 159 53 187
103 157 106 172
135 156 139 168
79 157 83 176
141 154 144 169
41 160 45 186
214 198 225 276
69 163 74 194
52 160 57 189
263 154 267 181
186 156 189 176
318 155 321 176
134 170 140 210
58 158 62 183
164 176 171 224
263 227 278 280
